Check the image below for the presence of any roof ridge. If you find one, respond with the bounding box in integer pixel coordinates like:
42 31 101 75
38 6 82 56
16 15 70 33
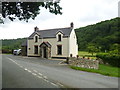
28 26 72 39
37 27 71 32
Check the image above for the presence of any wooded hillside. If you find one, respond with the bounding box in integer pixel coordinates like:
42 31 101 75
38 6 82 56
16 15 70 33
75 17 120 52
1 38 26 53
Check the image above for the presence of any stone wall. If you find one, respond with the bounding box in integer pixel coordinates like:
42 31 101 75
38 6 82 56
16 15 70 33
68 57 99 69
21 46 27 56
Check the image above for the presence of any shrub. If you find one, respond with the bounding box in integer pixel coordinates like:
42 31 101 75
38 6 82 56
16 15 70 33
2 49 12 54
96 53 120 67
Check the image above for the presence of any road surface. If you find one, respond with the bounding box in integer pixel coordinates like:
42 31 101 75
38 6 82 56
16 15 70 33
2 54 119 88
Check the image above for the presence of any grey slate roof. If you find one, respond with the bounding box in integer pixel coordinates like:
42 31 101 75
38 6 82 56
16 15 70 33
28 27 73 39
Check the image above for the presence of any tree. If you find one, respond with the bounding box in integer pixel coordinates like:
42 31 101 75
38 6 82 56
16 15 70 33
2 2 62 22
109 43 120 55
87 43 100 56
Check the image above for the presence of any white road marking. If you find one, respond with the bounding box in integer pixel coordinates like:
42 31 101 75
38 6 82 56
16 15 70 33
50 82 58 86
57 82 64 87
58 61 68 65
37 76 42 78
44 79 49 83
32 73 37 76
7 58 18 64
24 68 28 71
7 58 11 60
58 61 62 65
27 70 32 73
38 73 43 76
12 60 15 62
7 58 14 62
43 76 48 79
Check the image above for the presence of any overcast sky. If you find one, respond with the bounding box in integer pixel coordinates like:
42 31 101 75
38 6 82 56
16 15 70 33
0 0 119 39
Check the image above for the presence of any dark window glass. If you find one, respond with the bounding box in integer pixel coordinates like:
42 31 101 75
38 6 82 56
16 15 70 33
34 46 38 54
35 36 38 42
57 45 62 55
58 34 61 41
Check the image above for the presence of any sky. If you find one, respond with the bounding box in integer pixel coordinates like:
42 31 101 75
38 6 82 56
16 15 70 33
0 0 119 39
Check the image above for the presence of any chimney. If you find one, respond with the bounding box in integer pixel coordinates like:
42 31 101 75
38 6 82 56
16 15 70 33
34 26 39 32
70 22 74 28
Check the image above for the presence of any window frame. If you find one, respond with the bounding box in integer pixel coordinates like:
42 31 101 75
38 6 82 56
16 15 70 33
58 34 62 42
35 36 38 43
57 45 62 55
34 45 38 54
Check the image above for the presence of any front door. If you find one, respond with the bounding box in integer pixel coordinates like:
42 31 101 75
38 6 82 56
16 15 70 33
43 47 47 58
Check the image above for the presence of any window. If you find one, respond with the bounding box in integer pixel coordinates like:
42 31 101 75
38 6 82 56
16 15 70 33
58 34 61 41
57 45 62 55
35 36 38 42
34 46 38 54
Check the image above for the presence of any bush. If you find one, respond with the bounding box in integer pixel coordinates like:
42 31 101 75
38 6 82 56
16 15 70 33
2 49 12 54
96 53 120 67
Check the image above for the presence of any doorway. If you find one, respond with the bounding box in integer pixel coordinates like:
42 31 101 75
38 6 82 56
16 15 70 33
40 42 51 59
43 47 47 58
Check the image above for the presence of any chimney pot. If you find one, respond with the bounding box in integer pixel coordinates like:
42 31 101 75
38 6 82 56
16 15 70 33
70 22 74 28
34 26 39 32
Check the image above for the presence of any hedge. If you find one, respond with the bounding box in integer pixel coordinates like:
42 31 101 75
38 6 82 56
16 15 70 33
96 53 120 67
2 49 12 54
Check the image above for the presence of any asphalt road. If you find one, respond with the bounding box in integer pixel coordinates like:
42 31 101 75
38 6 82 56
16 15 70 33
2 55 62 88
2 54 119 88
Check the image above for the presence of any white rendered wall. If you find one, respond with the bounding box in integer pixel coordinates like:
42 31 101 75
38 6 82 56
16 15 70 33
27 34 42 56
69 28 78 57
27 33 69 57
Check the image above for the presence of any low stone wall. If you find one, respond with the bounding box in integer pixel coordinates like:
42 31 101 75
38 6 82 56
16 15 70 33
68 57 99 69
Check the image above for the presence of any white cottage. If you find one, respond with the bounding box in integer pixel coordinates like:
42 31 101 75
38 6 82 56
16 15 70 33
27 22 78 59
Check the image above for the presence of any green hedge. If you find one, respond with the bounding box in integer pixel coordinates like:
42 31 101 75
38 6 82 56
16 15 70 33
2 49 12 54
96 53 120 67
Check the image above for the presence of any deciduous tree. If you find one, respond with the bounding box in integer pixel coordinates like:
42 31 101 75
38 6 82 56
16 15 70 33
87 43 100 56
2 2 62 22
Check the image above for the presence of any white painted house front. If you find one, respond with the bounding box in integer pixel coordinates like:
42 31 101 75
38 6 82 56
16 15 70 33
27 23 78 59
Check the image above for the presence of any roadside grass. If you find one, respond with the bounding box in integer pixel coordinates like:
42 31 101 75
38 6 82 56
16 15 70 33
78 51 97 59
70 64 120 77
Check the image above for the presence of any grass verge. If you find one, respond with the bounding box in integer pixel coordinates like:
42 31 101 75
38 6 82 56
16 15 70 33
78 51 97 59
70 64 120 77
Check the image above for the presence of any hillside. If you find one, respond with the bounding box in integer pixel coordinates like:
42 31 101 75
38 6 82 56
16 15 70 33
1 38 26 53
75 17 120 51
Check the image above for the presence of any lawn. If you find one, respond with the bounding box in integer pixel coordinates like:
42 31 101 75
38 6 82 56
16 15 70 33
78 51 97 59
70 64 120 77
